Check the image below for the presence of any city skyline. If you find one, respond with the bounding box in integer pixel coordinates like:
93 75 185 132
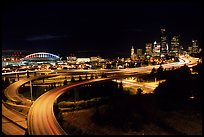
2 1 202 135
3 0 203 58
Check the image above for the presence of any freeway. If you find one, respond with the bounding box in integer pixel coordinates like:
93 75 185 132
2 102 27 135
115 79 164 94
4 74 58 105
2 55 197 135
2 116 25 135
2 55 198 77
27 56 198 135
119 55 198 74
2 68 120 76
2 74 58 135
27 74 141 135
2 70 37 76
27 78 109 135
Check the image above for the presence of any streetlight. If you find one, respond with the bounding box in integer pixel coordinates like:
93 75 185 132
30 80 33 101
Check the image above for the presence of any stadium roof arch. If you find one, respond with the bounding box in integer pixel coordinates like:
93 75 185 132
24 52 59 59
21 52 60 64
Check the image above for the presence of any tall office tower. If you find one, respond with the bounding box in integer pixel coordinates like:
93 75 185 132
179 45 184 54
145 43 153 55
192 40 199 53
170 35 180 54
160 28 168 55
188 46 193 54
153 41 160 56
137 49 143 56
131 46 135 60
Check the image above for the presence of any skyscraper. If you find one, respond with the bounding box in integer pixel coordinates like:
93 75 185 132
145 43 153 55
153 41 160 56
192 40 199 53
137 49 143 56
170 35 180 54
131 46 135 60
131 46 134 56
160 28 168 55
188 46 193 54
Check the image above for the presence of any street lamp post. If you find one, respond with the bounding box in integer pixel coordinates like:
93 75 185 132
16 73 19 81
30 80 33 101
27 70 30 78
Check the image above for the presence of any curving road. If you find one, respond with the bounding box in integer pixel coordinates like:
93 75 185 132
4 74 58 104
2 102 27 135
22 56 200 135
27 77 116 135
27 55 194 135
2 74 58 135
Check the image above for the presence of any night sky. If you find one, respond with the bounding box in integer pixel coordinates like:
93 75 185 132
2 0 203 58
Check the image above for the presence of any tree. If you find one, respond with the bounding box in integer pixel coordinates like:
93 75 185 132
4 77 10 88
74 88 80 101
119 82 123 93
143 60 149 66
91 74 94 79
101 73 104 78
17 74 20 81
27 70 30 78
137 88 143 94
78 75 82 81
101 73 107 78
12 79 16 83
53 103 60 120
172 66 175 70
71 76 75 82
106 64 112 69
150 67 156 75
181 64 191 75
157 65 164 79
63 79 68 85
34 72 37 76
157 65 164 73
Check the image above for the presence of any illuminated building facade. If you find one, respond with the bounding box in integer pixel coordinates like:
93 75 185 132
137 49 143 56
2 50 31 67
21 52 60 66
192 40 199 53
76 58 90 64
170 35 180 54
131 46 136 60
145 43 153 55
188 46 193 54
160 28 168 55
152 41 161 56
